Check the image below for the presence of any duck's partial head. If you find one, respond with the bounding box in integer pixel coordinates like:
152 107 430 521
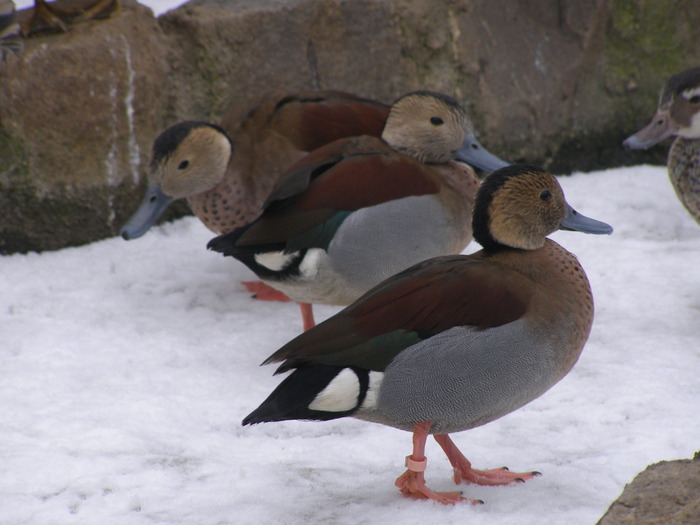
624 67 700 149
381 90 508 171
121 122 232 240
149 122 233 199
473 165 613 251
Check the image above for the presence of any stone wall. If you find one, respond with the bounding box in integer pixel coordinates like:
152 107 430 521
597 453 700 525
1 0 700 253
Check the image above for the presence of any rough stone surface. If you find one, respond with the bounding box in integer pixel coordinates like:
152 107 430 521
0 0 180 252
1 0 700 252
597 453 700 525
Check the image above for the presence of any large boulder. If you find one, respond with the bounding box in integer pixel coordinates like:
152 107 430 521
597 453 700 525
1 0 700 253
0 1 178 253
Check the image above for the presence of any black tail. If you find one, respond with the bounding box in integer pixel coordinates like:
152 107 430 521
207 226 249 257
243 365 369 425
208 226 306 282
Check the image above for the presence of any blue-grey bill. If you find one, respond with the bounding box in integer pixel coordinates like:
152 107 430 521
455 134 510 172
622 110 676 150
120 185 173 240
560 204 613 235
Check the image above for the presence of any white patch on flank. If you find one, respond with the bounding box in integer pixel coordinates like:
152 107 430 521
298 248 323 278
308 368 360 412
359 371 384 410
254 251 297 272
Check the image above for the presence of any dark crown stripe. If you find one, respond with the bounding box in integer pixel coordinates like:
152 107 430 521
151 121 230 169
472 164 547 250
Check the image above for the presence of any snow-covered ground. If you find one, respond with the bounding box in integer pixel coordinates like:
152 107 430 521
2 165 699 525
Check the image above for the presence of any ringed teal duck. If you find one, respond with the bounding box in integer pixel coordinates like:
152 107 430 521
623 67 700 225
207 90 508 331
121 90 390 303
121 90 390 241
242 164 613 504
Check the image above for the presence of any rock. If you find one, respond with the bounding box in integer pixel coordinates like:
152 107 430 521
1 0 700 252
597 452 700 525
0 0 179 253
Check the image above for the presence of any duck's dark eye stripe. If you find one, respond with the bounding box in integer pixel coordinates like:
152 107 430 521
178 160 190 170
430 116 444 126
690 95 700 104
540 190 552 201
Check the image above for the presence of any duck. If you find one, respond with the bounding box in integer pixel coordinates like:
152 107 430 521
207 90 509 331
623 66 700 225
121 90 391 301
121 91 391 241
241 164 612 504
0 0 22 60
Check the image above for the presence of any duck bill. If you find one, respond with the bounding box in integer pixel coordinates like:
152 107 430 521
454 133 510 172
622 109 677 149
120 184 173 240
559 204 613 235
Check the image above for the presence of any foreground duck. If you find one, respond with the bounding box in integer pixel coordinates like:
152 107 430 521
208 90 507 330
242 164 612 504
623 67 700 225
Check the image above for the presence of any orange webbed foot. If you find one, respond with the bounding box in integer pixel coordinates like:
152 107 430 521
395 467 473 505
434 434 540 486
452 465 540 486
395 450 483 505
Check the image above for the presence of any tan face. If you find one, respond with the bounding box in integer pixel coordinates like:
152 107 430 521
381 92 472 164
151 126 232 200
488 170 567 250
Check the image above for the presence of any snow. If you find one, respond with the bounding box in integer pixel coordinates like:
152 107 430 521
2 164 699 524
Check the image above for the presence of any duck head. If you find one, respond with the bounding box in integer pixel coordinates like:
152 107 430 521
624 67 700 149
473 165 613 251
121 122 232 240
381 90 508 171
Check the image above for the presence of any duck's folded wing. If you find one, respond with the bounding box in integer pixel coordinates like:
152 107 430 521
274 91 390 153
237 140 440 248
266 255 532 373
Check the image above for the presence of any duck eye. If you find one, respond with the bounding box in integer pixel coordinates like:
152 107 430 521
430 116 444 126
540 190 552 201
690 95 700 104
178 160 189 170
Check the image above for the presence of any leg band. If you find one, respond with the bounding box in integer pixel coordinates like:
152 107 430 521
405 455 427 472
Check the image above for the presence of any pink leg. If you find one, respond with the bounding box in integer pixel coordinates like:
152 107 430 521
394 422 480 505
433 434 540 486
300 303 315 332
241 281 292 302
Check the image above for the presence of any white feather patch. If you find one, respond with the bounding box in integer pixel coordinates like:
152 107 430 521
359 371 384 410
308 368 360 412
298 248 323 278
254 251 297 272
